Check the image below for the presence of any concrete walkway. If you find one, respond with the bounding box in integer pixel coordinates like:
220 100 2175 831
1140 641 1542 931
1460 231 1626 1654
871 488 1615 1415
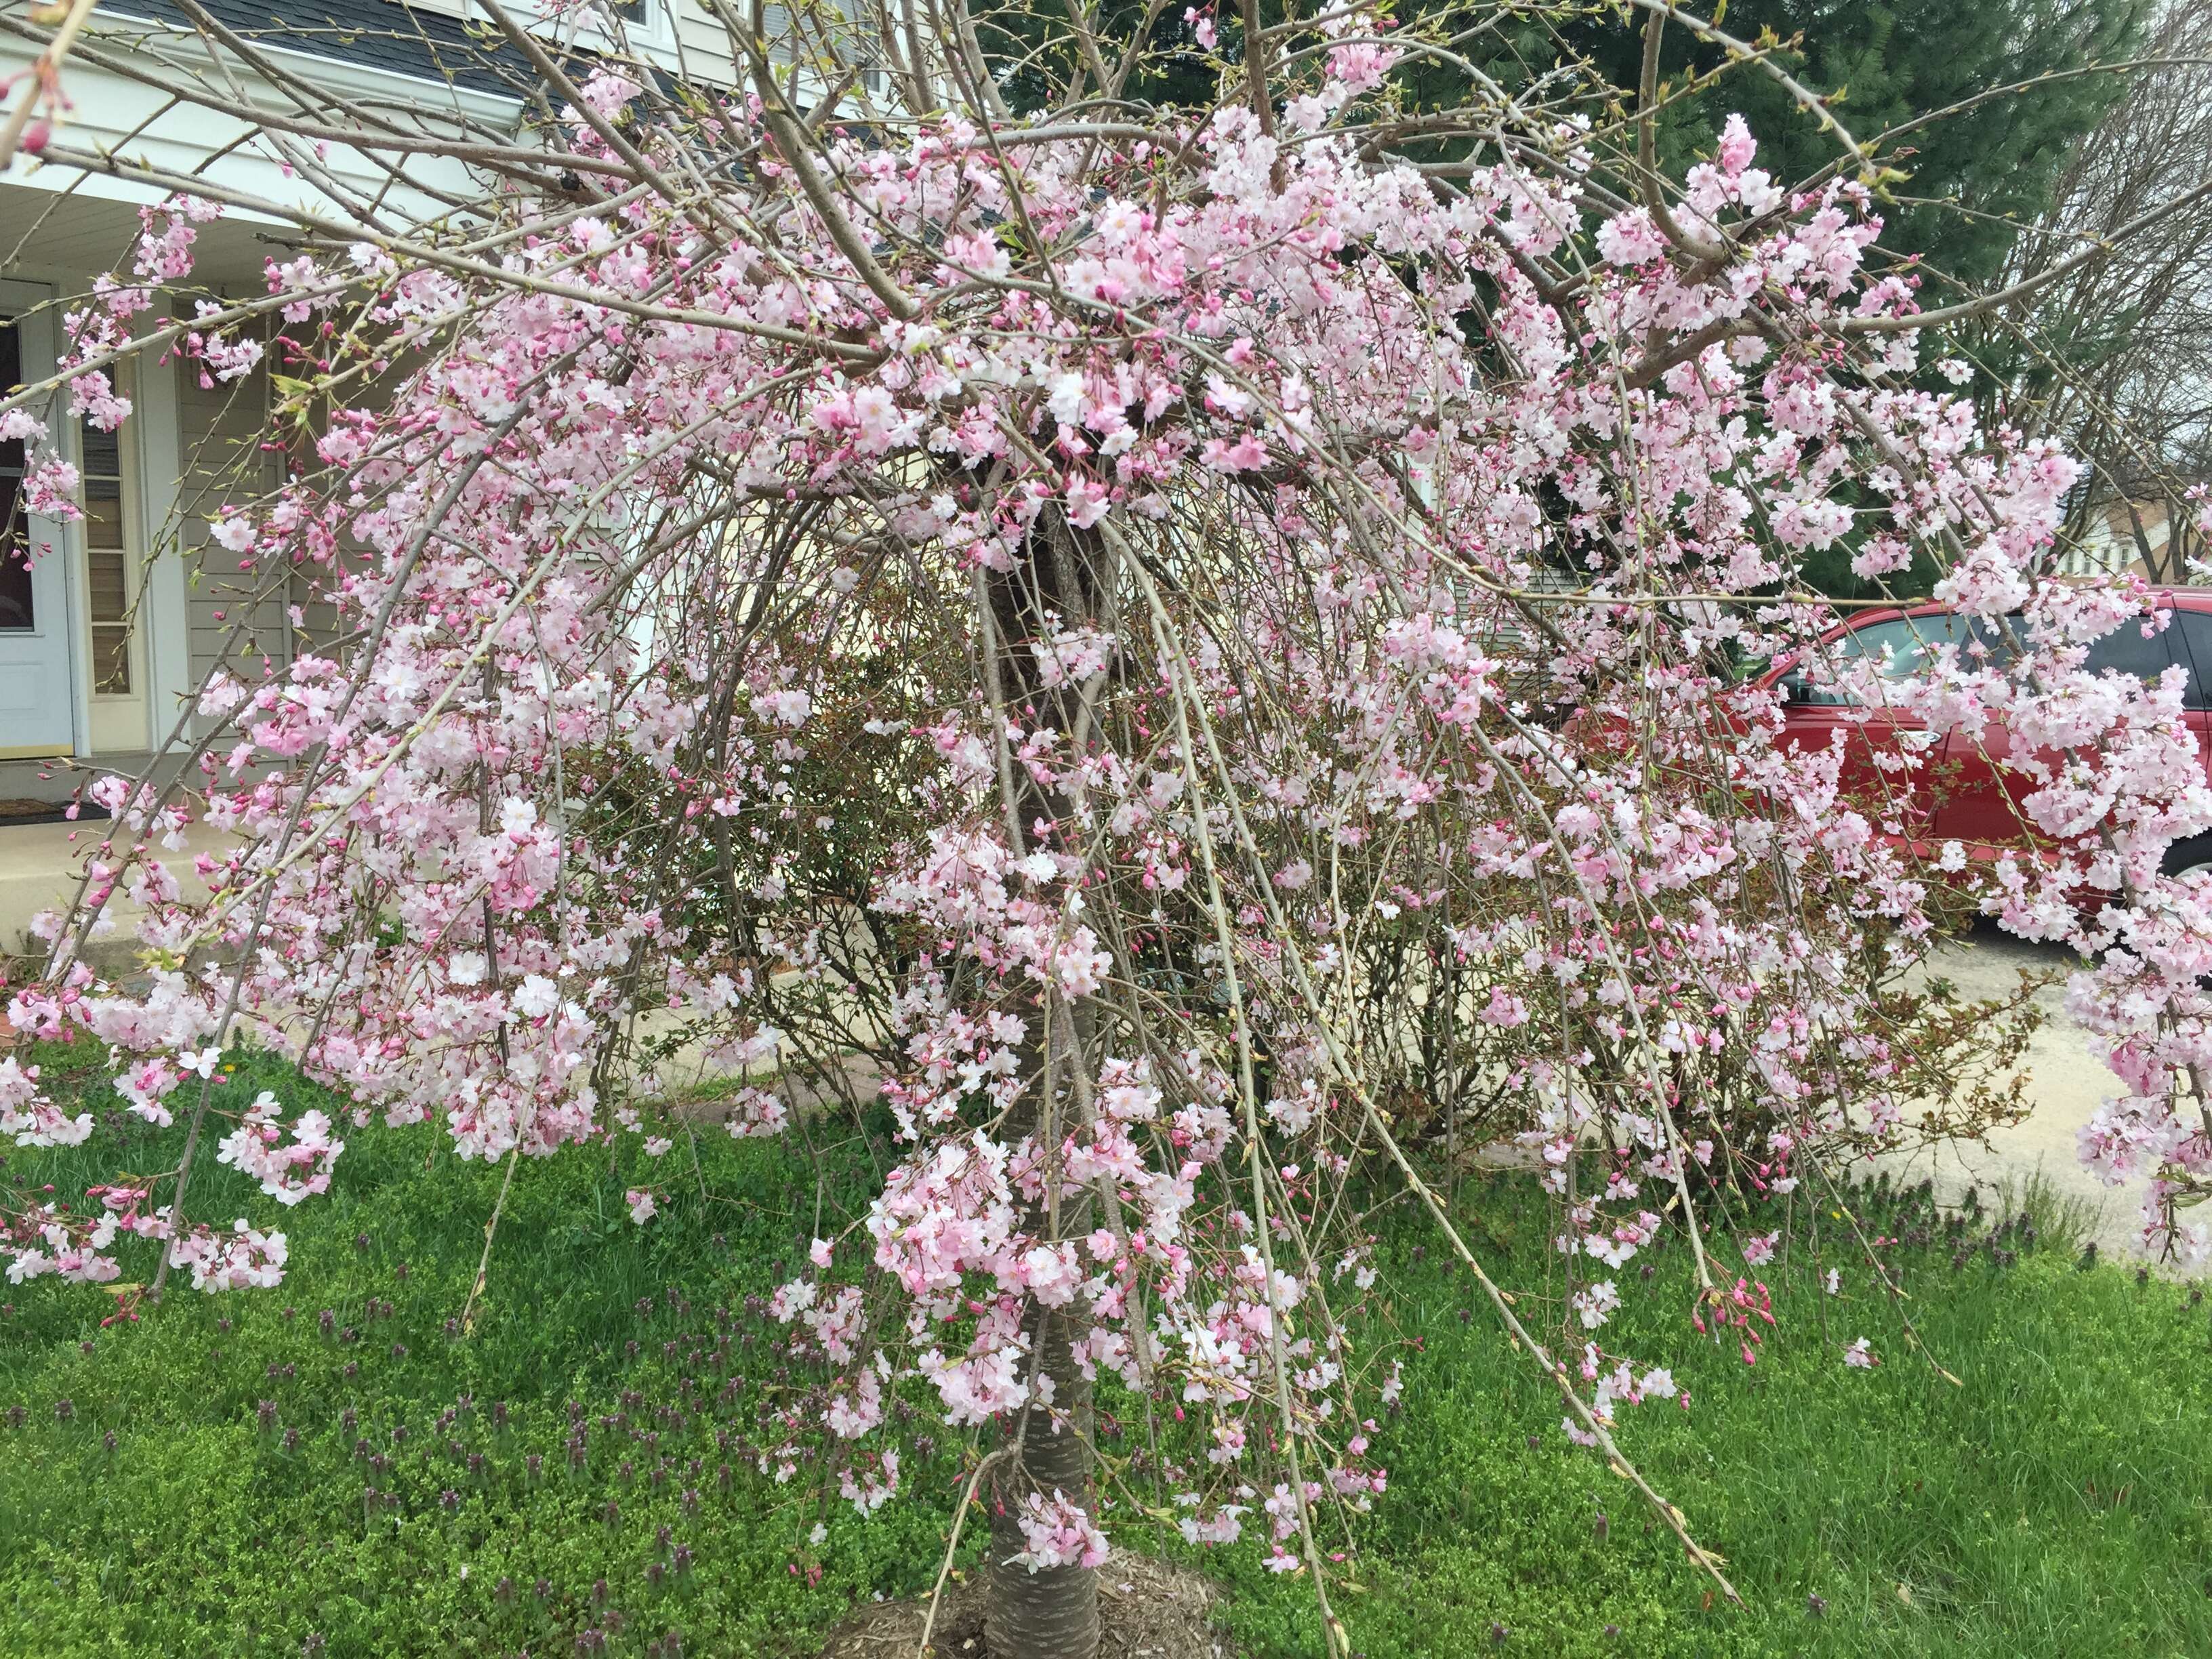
0 818 237 965
0 819 125 961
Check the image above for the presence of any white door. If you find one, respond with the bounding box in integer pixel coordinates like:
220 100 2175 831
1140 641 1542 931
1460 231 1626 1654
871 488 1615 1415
0 281 77 760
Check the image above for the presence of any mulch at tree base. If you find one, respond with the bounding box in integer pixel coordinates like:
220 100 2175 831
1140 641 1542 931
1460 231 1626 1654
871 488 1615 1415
819 1553 1234 1659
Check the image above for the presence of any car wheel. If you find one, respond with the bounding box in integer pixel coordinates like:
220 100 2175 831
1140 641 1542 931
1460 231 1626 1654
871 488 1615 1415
2161 833 2212 881
2149 836 2212 985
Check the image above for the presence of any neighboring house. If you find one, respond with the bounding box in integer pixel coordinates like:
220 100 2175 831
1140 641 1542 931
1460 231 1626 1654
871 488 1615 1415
2055 495 2203 583
0 0 781 798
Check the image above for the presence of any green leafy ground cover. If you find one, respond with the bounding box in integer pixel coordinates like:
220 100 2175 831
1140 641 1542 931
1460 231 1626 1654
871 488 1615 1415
3 1040 2209 1657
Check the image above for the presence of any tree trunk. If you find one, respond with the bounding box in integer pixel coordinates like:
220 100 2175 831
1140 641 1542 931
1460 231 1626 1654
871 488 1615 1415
977 512 1108 1658
985 1299 1100 1658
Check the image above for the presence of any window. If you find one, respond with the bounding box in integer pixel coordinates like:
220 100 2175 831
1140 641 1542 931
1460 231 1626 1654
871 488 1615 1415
79 419 134 694
1840 614 1969 678
1975 610 2182 689
1795 613 1967 704
408 0 670 52
0 319 28 632
2082 611 2179 685
2167 609 2212 710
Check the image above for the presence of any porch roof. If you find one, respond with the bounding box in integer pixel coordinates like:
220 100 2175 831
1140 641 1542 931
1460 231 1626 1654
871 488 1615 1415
101 0 527 97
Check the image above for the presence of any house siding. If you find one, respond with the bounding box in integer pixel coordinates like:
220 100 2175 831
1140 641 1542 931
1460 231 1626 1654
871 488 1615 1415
173 354 291 708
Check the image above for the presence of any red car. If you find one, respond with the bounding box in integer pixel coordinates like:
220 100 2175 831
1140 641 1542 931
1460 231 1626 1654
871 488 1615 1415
1760 588 2212 880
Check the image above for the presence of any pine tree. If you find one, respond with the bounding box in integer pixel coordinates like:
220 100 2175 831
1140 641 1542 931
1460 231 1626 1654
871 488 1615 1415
1607 0 2148 290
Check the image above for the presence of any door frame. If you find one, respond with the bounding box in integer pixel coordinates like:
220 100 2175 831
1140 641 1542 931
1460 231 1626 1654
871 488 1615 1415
0 276 83 761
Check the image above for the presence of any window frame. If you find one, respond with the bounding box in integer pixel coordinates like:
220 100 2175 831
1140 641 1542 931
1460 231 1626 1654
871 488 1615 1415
399 0 679 58
78 405 144 705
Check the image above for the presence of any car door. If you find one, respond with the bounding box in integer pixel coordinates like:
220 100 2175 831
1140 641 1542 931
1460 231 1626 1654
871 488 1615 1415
1775 612 1959 839
1934 607 2182 848
0 285 77 760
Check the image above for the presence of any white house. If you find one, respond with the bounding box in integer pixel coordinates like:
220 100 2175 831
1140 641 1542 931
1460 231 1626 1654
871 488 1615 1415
2053 495 2199 583
0 0 786 802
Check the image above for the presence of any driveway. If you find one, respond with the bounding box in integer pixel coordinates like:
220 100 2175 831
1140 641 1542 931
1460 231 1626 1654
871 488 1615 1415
1891 922 2181 1269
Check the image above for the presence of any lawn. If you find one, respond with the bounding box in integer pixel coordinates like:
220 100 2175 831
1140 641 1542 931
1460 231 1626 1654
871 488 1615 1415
3 1039 2209 1657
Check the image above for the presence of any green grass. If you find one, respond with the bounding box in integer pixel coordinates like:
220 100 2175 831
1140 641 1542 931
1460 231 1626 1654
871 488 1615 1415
3 1040 2210 1657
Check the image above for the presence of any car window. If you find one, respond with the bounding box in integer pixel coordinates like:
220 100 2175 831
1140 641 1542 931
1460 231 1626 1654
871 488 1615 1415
1967 613 2026 666
2083 612 2179 684
1793 613 1965 705
1839 614 1968 678
2168 609 2212 711
1966 611 2179 681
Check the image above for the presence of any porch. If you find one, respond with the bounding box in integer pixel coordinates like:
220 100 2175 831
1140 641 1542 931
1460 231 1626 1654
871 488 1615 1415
2 186 283 802
2 9 514 805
